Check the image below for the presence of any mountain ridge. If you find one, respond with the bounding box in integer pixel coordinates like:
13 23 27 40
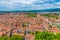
0 8 60 12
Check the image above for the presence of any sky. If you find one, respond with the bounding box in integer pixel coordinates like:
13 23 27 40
0 0 60 11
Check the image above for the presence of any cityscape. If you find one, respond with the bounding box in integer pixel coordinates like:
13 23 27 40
0 12 59 40
0 0 60 40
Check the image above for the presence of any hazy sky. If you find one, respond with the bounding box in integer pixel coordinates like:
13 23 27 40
0 0 60 11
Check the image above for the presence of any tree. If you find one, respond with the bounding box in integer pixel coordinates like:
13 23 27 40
8 35 24 40
22 23 26 28
26 13 37 17
0 35 24 40
0 36 7 40
34 31 60 40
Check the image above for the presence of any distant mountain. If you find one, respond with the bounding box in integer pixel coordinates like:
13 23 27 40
42 8 60 12
23 8 60 12
0 8 60 12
